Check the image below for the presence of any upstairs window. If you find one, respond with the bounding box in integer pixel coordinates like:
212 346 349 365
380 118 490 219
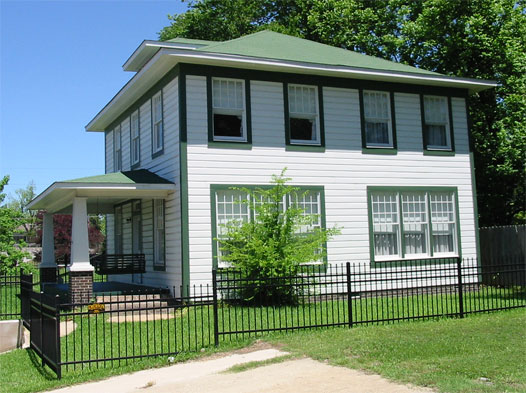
212 78 246 141
362 90 394 148
423 95 452 150
288 84 321 145
152 92 163 154
113 125 122 171
130 110 140 166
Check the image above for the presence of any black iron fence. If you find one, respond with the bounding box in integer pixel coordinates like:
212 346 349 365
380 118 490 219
17 257 526 379
0 273 21 320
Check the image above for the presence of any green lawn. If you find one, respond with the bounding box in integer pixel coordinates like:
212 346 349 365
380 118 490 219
1 309 524 393
272 308 526 393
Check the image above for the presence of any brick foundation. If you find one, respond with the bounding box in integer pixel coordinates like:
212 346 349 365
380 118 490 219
39 267 57 283
69 271 93 304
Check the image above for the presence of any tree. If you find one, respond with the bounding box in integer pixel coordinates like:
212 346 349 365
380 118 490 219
34 212 105 263
7 181 38 242
0 175 32 274
218 170 340 304
160 0 526 226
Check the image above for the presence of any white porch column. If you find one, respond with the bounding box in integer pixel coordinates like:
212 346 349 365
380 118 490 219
39 212 57 283
68 197 93 304
40 213 56 268
68 197 94 272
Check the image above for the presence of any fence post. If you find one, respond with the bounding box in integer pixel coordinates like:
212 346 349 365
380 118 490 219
456 258 464 318
212 269 219 346
346 262 353 328
55 295 62 379
40 291 45 367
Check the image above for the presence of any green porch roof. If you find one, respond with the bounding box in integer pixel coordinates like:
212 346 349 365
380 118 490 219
193 30 438 76
65 170 172 184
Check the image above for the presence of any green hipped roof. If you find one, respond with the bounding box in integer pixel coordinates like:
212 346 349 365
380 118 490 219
167 37 217 45
192 30 438 76
65 170 172 184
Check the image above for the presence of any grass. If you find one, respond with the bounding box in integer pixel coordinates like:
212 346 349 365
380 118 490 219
222 354 294 373
0 338 255 393
1 308 525 393
271 308 526 393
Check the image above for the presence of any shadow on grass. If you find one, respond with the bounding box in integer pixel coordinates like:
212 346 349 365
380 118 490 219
26 348 58 381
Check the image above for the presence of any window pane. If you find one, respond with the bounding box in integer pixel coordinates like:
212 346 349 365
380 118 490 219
288 85 316 115
371 193 399 256
401 193 428 255
290 117 315 141
365 122 389 144
430 193 456 254
213 79 243 110
426 125 447 146
214 114 243 137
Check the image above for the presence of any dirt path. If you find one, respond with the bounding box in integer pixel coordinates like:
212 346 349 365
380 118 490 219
48 348 433 393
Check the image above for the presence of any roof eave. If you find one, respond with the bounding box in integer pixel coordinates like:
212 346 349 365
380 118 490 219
87 49 497 132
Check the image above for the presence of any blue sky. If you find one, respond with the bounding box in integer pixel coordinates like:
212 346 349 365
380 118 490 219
0 0 187 199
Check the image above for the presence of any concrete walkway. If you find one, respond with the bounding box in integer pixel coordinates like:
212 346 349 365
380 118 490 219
48 349 433 393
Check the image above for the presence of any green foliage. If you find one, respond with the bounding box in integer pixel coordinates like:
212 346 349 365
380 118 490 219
7 181 38 241
0 175 32 274
160 0 526 226
218 170 340 304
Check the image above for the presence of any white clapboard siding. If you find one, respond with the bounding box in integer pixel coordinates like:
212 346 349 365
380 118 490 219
105 77 182 291
105 130 113 173
185 77 477 287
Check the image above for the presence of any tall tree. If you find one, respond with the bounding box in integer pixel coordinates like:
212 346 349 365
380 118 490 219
160 0 526 226
7 181 38 241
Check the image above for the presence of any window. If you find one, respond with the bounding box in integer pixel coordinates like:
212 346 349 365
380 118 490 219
212 78 246 141
153 199 165 269
113 125 122 171
422 95 452 150
362 90 394 148
212 186 325 267
130 110 140 166
152 92 163 154
369 188 458 261
287 84 321 145
114 205 123 254
215 190 250 267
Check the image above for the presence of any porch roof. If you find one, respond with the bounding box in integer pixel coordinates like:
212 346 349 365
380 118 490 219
27 170 176 214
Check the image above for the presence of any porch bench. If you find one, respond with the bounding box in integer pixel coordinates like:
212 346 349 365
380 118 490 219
90 254 146 275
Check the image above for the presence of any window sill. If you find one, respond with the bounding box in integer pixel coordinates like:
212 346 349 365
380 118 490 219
208 141 252 150
286 144 325 152
424 149 455 156
372 255 459 268
362 147 397 155
152 149 164 159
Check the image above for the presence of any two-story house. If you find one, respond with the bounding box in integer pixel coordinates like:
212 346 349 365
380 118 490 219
29 31 496 300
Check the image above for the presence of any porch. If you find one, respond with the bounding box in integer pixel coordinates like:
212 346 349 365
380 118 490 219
27 170 176 303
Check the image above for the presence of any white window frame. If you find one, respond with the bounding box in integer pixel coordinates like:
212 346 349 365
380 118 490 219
113 125 122 171
363 90 393 148
423 95 451 150
288 84 321 145
212 77 247 142
153 199 165 268
213 186 324 267
152 92 163 154
370 189 458 262
130 110 140 166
